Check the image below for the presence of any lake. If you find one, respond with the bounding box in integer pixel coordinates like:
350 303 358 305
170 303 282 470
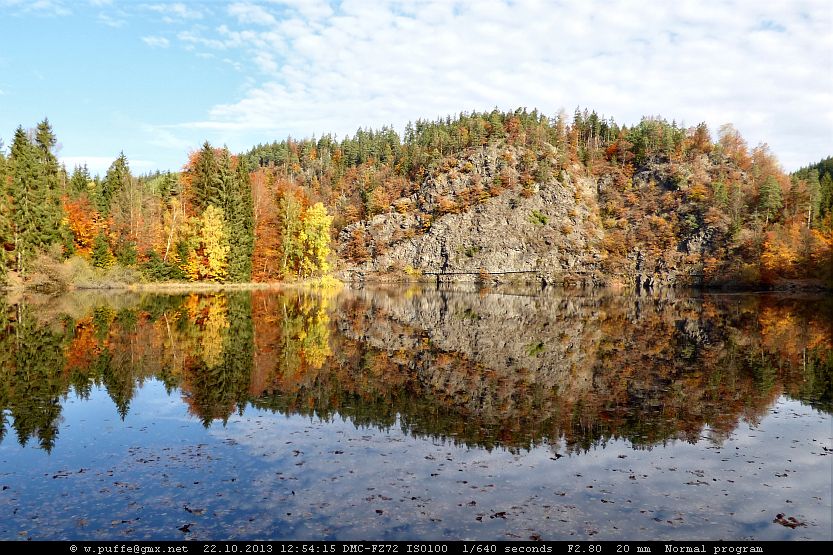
0 286 830 540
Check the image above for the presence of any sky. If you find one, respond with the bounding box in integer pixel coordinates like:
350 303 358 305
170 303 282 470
0 0 830 176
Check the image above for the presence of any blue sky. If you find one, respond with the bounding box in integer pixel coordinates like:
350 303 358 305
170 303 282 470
0 0 830 176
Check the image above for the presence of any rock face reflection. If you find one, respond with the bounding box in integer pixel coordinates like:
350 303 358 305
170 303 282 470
0 287 830 453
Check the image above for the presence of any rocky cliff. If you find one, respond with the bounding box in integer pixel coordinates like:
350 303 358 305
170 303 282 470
337 145 609 285
335 142 716 288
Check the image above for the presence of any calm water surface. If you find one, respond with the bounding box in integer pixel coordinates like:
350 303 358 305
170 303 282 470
0 286 831 540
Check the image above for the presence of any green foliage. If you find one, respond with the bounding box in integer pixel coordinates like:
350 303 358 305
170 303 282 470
461 245 481 258
186 144 253 282
226 156 254 282
525 341 546 357
115 240 137 266
626 117 685 166
758 175 783 223
793 158 833 224
7 123 63 273
191 142 223 212
91 232 114 269
711 180 728 207
68 164 92 196
141 250 186 281
98 152 130 216
279 193 303 278
529 210 549 226
0 148 10 281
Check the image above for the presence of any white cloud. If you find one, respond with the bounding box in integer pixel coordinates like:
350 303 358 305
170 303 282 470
97 12 124 27
142 35 170 48
177 30 227 50
140 123 194 151
228 2 277 26
151 0 831 170
1 0 71 16
145 2 203 23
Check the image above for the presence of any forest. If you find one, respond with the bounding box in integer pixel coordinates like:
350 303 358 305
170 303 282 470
1 109 831 290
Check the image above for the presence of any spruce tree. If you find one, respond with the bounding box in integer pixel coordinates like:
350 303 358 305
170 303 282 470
98 152 130 216
9 127 43 272
0 145 10 278
820 173 833 221
758 175 783 225
216 147 234 213
69 164 91 196
226 155 254 282
192 142 222 212
33 119 63 241
91 231 114 269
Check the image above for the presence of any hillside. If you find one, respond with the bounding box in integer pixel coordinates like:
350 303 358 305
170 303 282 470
243 109 832 289
2 109 831 290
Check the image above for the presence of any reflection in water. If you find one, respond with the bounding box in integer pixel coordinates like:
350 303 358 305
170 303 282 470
0 288 830 453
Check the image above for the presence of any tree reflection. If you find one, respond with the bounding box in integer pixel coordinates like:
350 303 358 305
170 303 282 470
0 288 830 453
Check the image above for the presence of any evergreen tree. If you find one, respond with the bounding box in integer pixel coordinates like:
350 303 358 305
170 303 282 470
8 126 57 272
758 175 783 225
820 173 833 223
192 142 223 212
279 193 303 278
0 146 10 278
98 152 130 215
803 169 821 224
34 119 64 235
91 231 114 269
157 171 179 203
69 164 92 196
226 154 254 282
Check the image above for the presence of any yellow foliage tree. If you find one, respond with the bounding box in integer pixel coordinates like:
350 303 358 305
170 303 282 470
186 205 229 282
299 202 333 278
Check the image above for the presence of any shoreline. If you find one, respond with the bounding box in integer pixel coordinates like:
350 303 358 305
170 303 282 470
2 274 830 295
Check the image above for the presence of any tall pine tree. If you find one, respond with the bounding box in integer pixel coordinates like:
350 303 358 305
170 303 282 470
98 152 130 216
34 119 64 239
192 142 223 212
68 164 92 196
8 126 61 272
0 144 11 278
226 153 254 282
758 175 783 225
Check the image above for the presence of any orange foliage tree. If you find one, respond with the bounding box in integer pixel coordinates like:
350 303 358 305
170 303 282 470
62 196 105 258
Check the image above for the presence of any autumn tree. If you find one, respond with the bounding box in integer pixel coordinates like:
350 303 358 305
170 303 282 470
62 197 102 258
688 122 712 155
299 202 333 278
278 192 304 278
186 205 230 282
181 144 254 282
